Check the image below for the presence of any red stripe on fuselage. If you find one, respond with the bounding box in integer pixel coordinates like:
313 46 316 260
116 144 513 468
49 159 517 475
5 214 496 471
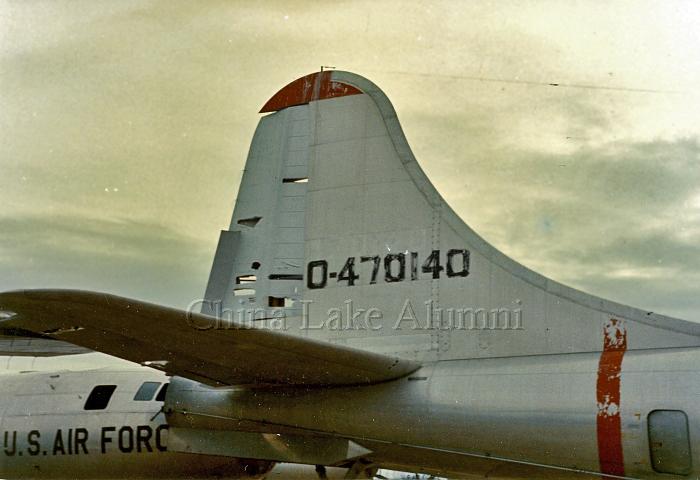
596 318 627 476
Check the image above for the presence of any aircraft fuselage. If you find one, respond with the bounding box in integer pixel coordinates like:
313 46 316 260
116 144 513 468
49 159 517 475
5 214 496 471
166 346 700 478
0 367 273 479
2 347 698 479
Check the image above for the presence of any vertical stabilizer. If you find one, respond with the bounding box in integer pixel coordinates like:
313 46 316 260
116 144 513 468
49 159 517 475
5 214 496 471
204 71 700 362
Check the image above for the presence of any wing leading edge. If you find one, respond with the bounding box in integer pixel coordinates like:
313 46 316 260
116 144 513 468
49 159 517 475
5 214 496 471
0 289 419 387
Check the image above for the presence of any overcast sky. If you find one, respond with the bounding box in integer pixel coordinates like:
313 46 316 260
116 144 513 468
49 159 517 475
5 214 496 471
1 1 699 320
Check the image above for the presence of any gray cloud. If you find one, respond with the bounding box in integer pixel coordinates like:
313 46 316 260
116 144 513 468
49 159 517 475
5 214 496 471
462 137 700 319
0 213 213 308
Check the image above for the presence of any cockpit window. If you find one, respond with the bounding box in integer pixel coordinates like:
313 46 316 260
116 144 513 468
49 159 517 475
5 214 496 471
84 385 117 410
133 381 161 401
155 383 169 402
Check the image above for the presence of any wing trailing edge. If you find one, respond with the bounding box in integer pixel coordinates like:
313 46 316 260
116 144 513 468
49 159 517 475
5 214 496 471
0 289 420 387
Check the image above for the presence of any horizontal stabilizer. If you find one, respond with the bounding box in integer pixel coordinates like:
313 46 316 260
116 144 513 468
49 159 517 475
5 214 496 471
0 289 419 387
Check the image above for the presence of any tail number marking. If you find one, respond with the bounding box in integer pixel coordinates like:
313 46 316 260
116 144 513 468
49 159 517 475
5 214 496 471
307 249 469 289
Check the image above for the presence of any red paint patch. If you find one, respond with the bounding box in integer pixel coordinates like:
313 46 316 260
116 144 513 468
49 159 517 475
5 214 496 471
260 71 362 113
596 318 627 476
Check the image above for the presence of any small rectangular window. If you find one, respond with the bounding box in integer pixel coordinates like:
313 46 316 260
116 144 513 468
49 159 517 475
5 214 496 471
233 288 255 297
282 177 308 183
236 275 257 284
84 385 117 410
134 381 161 401
268 296 294 307
155 383 169 402
268 296 284 307
237 216 262 227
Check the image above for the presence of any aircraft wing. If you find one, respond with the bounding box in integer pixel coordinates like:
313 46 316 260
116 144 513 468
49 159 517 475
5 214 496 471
0 289 419 387
0 334 92 356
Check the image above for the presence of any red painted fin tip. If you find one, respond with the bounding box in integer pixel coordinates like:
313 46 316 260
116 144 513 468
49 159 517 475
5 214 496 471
260 71 362 113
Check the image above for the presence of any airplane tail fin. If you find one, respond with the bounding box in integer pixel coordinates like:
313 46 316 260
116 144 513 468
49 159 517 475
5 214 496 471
202 70 700 362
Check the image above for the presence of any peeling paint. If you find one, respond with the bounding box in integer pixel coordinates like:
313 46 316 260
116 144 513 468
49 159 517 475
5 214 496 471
596 318 627 476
